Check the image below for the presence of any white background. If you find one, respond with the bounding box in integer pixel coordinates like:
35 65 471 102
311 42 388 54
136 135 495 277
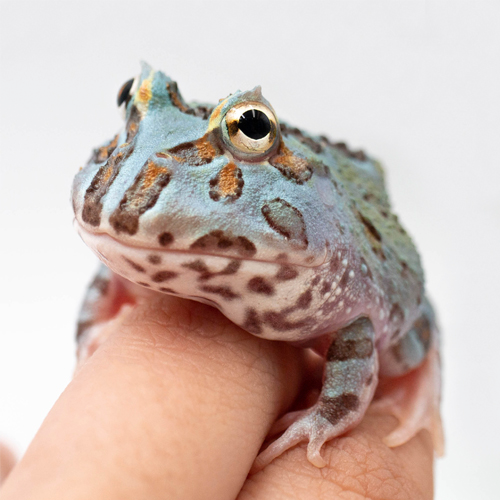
0 1 499 498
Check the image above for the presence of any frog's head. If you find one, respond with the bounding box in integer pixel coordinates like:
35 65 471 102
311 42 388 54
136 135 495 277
73 64 348 339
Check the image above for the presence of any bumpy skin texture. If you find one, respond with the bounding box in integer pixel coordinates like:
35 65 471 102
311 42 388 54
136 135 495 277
72 63 443 469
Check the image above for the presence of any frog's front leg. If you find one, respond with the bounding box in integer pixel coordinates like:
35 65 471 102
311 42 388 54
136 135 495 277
254 317 378 470
76 264 136 365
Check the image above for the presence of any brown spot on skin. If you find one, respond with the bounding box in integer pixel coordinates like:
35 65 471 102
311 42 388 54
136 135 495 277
185 105 214 120
82 146 135 227
190 231 257 258
261 198 308 248
183 259 209 274
90 134 119 164
247 277 274 295
355 209 385 260
319 135 367 162
123 257 146 273
90 275 110 295
275 265 298 281
148 255 161 265
159 287 175 293
167 134 219 166
319 393 360 425
326 337 374 362
243 308 262 335
126 105 141 142
358 211 381 242
366 375 374 386
76 320 92 339
158 232 174 246
389 304 405 339
296 289 312 309
137 282 151 287
269 142 312 184
209 162 244 202
151 271 177 283
166 81 189 112
321 280 332 295
183 259 241 281
281 123 324 154
200 285 239 300
109 158 171 235
263 311 314 332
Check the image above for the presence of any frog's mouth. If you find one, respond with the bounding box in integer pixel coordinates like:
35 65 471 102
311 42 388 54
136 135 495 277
75 221 330 270
76 222 324 320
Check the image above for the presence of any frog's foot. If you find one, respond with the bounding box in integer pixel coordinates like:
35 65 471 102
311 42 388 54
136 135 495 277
372 347 444 455
253 398 367 471
253 317 378 472
267 409 310 437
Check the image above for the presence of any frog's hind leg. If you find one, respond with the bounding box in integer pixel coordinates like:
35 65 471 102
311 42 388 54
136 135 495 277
373 301 444 455
253 317 378 471
76 264 135 366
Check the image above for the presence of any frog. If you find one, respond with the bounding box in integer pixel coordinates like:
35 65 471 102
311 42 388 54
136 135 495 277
71 62 443 470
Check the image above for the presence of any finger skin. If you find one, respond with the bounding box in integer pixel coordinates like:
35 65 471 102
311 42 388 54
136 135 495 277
240 410 434 500
0 296 303 500
0 444 16 484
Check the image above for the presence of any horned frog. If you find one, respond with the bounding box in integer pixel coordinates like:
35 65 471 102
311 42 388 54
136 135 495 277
72 63 443 469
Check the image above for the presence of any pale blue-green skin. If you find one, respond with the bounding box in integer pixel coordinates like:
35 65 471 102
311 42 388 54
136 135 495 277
72 63 425 350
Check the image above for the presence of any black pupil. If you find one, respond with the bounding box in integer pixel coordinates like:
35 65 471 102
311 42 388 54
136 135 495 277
117 78 134 107
238 109 271 140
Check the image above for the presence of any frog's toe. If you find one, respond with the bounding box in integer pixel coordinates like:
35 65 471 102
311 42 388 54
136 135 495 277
253 410 325 472
267 408 310 436
373 348 444 455
253 401 364 472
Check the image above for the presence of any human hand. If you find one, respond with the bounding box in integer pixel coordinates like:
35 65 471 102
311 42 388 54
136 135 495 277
0 295 434 499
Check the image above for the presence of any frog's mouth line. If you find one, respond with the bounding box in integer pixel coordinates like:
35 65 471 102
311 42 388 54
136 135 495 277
74 221 328 269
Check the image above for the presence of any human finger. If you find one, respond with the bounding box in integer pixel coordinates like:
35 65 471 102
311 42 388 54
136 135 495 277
0 294 304 500
239 409 434 500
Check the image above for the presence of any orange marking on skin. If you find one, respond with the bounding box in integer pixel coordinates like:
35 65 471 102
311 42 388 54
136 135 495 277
96 134 119 162
195 137 217 162
102 165 114 183
217 162 239 196
137 78 152 106
273 143 309 172
207 98 228 131
270 142 312 183
142 160 169 189
156 152 172 159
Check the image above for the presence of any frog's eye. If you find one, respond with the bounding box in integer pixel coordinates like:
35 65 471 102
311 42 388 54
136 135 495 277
117 77 140 116
117 78 134 106
223 102 278 159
